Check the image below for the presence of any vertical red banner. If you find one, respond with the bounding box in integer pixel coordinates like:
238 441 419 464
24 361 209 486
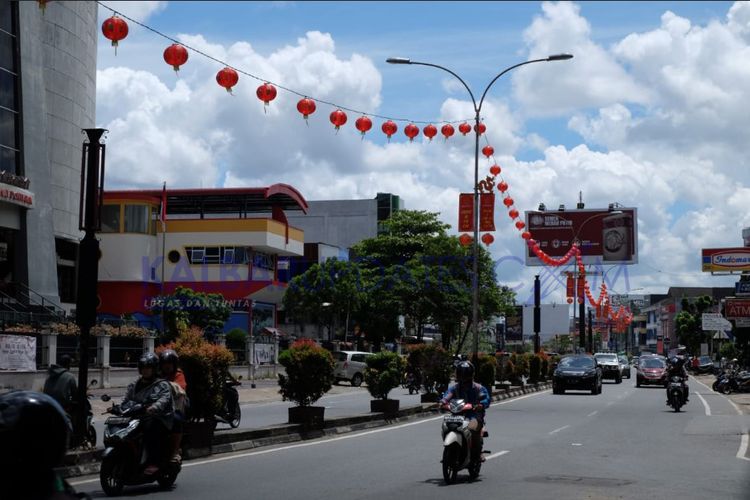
479 193 495 231
458 193 474 232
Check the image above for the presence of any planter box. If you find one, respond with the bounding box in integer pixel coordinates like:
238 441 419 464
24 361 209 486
370 399 399 415
288 406 325 429
183 420 216 459
420 392 440 403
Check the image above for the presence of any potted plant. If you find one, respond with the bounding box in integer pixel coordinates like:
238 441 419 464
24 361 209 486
277 339 335 428
407 344 452 403
365 351 405 414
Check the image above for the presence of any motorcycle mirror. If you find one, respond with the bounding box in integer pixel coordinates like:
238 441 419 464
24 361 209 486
101 394 111 402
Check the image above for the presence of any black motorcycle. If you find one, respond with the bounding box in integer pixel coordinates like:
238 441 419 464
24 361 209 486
99 395 181 496
214 379 241 428
724 370 750 394
405 371 422 395
666 376 687 412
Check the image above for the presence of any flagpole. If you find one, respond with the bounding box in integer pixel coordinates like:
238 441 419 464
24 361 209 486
160 182 167 337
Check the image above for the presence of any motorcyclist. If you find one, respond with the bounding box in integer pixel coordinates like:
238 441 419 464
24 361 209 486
0 390 90 499
121 352 174 475
43 354 78 415
440 361 490 462
666 355 689 405
159 349 187 463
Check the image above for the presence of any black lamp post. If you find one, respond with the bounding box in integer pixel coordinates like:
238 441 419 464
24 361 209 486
387 54 573 363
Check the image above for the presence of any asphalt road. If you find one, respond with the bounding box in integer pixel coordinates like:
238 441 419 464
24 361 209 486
73 376 750 499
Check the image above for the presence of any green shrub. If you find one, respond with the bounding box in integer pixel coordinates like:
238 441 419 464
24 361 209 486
365 351 405 400
226 328 247 351
529 355 541 383
407 344 453 394
720 342 739 361
278 339 335 407
548 355 560 377
476 353 497 392
512 353 530 382
540 358 549 381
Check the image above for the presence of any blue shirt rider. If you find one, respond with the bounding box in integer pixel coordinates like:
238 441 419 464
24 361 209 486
441 361 490 461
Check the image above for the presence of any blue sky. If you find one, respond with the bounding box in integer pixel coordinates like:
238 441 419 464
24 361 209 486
95 1 750 297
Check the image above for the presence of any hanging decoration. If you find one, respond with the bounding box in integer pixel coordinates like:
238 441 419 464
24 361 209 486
38 0 50 13
216 67 239 93
481 233 494 246
459 233 473 246
502 197 514 207
423 124 437 141
474 122 486 135
508 209 519 219
329 109 348 131
382 120 398 141
566 273 575 304
489 164 501 176
497 181 508 193
515 221 525 230
296 98 316 121
355 116 373 137
482 145 494 158
163 43 189 73
458 122 472 136
101 15 129 54
404 123 419 142
441 124 455 140
256 82 277 107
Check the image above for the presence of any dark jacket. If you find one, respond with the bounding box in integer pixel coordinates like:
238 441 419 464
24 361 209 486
43 366 78 412
122 377 174 430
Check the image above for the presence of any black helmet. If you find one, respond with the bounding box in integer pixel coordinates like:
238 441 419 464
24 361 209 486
456 361 474 383
138 352 159 371
0 391 70 469
159 349 179 366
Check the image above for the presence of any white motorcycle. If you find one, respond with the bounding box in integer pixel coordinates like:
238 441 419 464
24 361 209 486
440 399 483 484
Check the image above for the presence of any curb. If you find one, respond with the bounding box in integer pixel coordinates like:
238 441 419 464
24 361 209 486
57 381 551 479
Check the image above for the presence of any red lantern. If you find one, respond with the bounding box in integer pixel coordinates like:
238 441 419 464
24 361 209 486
458 122 471 136
256 83 277 106
355 116 372 136
566 273 574 299
459 233 473 246
497 181 508 193
102 15 128 52
329 109 348 131
503 197 514 207
482 145 494 158
481 233 494 245
508 209 519 219
489 164 501 176
474 122 486 135
382 120 398 140
404 123 419 142
441 124 455 140
163 44 189 72
38 0 49 12
216 67 239 94
567 297 574 304
522 231 532 240
297 98 316 120
423 124 437 141
515 221 525 230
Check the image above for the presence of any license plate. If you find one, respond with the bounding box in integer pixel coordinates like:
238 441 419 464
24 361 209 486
444 416 464 424
106 417 130 425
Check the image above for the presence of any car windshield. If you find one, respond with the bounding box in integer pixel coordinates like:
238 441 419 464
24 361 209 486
619 357 628 364
332 352 347 362
595 355 617 363
559 357 594 369
699 356 712 364
641 358 665 368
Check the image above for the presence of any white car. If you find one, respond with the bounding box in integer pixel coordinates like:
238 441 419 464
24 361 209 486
594 353 623 383
332 351 372 387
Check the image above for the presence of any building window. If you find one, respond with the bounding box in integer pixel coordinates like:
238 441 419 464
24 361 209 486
185 246 249 265
124 204 149 234
100 204 121 233
0 1 20 176
204 246 220 264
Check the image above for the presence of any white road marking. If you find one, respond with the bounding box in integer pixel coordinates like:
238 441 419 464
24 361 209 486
587 411 598 417
738 434 750 462
549 425 570 435
571 443 583 446
694 391 712 416
485 450 510 460
71 389 553 486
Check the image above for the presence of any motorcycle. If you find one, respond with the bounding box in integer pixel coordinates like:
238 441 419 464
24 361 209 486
713 370 731 393
214 378 241 428
69 379 98 449
723 370 750 394
405 372 422 395
440 399 483 484
99 395 181 496
666 376 687 412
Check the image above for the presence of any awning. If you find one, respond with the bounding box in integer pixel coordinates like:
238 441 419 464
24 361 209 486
247 282 287 304
260 327 285 337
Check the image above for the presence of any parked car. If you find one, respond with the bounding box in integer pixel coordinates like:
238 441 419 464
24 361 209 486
552 355 603 395
693 355 715 374
332 351 372 387
594 353 622 383
618 355 631 379
636 356 668 387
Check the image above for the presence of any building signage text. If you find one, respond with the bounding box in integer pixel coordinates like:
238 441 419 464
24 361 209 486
0 182 34 209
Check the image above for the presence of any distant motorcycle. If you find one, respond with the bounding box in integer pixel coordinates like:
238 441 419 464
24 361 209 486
667 376 687 412
723 370 750 394
405 372 422 395
215 378 241 428
440 399 483 484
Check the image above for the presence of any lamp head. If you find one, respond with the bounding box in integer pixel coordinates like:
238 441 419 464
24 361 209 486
547 54 574 61
386 57 411 64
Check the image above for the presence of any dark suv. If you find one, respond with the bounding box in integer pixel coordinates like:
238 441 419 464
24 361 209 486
552 355 603 395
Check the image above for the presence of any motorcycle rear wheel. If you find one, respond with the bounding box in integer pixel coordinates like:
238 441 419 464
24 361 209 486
100 454 125 497
442 444 459 485
229 401 241 428
157 470 179 489
468 458 481 480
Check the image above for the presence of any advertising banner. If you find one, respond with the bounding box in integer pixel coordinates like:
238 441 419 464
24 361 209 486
253 343 275 364
701 313 733 331
479 193 495 231
524 208 638 266
725 298 750 319
458 194 474 232
0 335 36 371
701 247 750 273
504 306 523 341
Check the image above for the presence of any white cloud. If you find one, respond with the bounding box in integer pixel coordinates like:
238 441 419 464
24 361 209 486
98 1 167 23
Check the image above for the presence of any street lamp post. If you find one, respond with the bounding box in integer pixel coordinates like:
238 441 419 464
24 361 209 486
387 54 573 363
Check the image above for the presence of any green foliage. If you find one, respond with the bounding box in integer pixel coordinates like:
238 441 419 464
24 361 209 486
475 353 497 392
675 296 715 355
406 344 452 394
510 353 530 382
157 326 234 420
226 328 247 351
540 358 549 381
529 355 541 383
151 286 232 342
720 342 739 360
364 351 406 400
278 339 335 407
548 355 561 377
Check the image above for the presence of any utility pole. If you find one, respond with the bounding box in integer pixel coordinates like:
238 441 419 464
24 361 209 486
533 275 541 354
587 308 593 353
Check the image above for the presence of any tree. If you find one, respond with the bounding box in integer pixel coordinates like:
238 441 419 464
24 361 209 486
675 296 714 354
150 286 232 341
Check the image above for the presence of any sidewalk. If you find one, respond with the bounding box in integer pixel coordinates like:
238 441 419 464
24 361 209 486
693 374 750 415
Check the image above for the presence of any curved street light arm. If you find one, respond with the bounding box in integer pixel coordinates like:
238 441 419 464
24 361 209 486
407 61 478 112
478 57 550 113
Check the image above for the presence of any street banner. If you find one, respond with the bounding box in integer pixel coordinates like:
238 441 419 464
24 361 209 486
458 194 474 232
254 343 275 364
479 193 495 231
702 313 733 331
504 306 523 341
702 247 750 273
0 334 36 371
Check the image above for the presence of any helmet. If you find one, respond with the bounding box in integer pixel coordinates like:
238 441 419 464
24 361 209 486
138 352 159 371
159 349 179 366
0 391 70 469
455 361 474 383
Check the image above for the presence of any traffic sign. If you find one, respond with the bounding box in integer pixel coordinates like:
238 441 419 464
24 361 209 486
702 313 732 331
735 281 750 296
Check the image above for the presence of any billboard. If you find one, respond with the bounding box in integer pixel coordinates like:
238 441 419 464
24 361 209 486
701 247 750 273
725 298 750 320
521 304 570 341
504 306 523 341
524 208 638 266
